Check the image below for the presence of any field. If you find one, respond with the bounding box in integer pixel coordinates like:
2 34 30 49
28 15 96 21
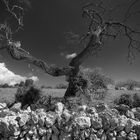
0 88 140 105
0 88 66 103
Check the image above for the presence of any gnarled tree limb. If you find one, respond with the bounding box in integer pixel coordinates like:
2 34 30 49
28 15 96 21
6 42 73 77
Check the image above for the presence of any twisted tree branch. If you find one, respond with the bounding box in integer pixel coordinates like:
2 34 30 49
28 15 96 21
6 41 73 77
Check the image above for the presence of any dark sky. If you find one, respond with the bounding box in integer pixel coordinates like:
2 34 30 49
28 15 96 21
1 0 140 86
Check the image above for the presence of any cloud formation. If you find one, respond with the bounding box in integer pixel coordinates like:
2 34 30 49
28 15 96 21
0 63 38 86
66 53 77 59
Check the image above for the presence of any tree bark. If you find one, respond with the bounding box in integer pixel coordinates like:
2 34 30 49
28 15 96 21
64 32 102 98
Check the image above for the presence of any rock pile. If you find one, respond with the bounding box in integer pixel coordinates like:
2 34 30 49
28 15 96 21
0 102 140 140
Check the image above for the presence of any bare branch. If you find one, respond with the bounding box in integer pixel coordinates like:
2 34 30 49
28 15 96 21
82 3 103 26
104 21 140 62
6 41 73 77
69 27 103 69
124 0 139 22
1 0 26 33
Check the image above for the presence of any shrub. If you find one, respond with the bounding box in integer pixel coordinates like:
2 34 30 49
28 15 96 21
18 81 25 87
41 85 52 89
15 86 41 109
114 93 133 108
55 83 68 89
1 83 9 88
114 93 140 108
132 93 140 108
79 67 114 91
115 80 140 90
24 79 34 87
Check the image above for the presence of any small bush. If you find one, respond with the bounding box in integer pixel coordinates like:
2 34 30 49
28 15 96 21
132 93 140 108
55 83 68 89
41 85 52 89
24 79 34 87
115 80 140 90
15 86 41 109
79 67 114 91
93 90 107 100
114 93 140 108
114 93 133 108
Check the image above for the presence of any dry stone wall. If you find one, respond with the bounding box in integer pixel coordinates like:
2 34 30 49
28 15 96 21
0 102 140 140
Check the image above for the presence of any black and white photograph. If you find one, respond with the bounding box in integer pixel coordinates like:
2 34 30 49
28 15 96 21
0 0 140 139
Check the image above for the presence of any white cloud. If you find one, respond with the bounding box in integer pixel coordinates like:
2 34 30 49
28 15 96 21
29 76 38 81
66 53 77 59
0 63 38 86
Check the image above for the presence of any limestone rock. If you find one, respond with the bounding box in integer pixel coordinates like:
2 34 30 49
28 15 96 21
55 102 64 115
59 132 72 140
62 109 72 122
0 103 7 109
78 105 87 112
101 133 107 140
52 134 59 140
125 119 134 133
90 134 100 140
97 129 104 138
11 103 21 111
38 127 47 136
117 131 127 140
126 110 135 119
117 115 128 131
95 103 108 113
127 132 137 140
41 136 47 140
9 136 18 140
45 111 56 128
18 113 29 127
46 128 52 140
86 107 97 114
52 125 60 135
32 134 40 140
91 116 102 130
74 116 91 129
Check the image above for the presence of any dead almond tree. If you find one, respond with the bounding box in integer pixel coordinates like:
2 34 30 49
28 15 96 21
0 0 140 100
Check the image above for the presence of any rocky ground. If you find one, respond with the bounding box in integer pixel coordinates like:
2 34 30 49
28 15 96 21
0 102 140 140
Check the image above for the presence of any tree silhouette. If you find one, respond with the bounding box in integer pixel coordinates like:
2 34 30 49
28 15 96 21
0 0 140 99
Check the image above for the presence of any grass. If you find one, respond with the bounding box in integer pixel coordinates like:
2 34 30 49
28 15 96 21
0 88 66 103
0 88 140 107
0 88 17 103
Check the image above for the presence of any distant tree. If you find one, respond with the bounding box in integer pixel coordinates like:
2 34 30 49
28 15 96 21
2 83 9 88
79 67 114 91
55 83 68 89
14 83 20 88
19 81 25 87
45 86 53 89
25 79 34 87
41 85 52 89
126 80 137 90
115 81 124 90
0 0 140 99
116 79 139 90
